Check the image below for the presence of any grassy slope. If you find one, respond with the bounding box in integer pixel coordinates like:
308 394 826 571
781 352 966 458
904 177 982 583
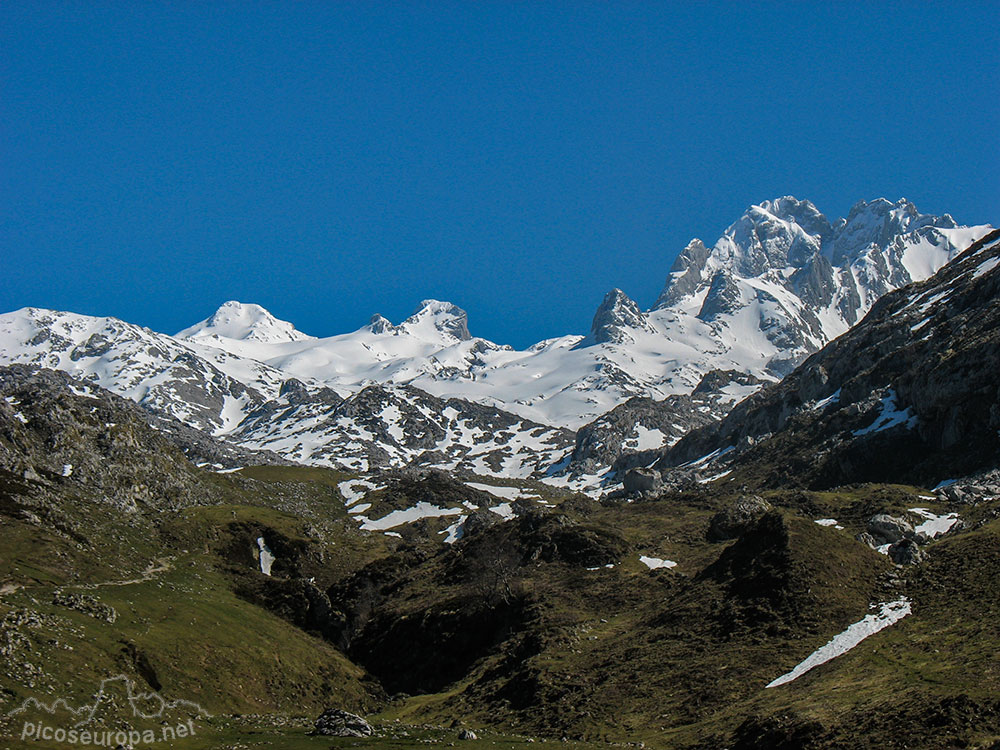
3 461 999 749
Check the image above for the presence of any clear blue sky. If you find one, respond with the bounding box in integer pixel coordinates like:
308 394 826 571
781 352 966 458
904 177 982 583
2 2 997 348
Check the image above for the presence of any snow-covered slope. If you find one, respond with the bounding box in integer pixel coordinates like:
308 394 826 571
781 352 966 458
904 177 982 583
0 307 571 478
231 382 573 476
0 307 288 435
174 197 992 429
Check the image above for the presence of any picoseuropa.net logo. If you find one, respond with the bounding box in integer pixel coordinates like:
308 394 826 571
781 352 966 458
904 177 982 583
8 674 210 746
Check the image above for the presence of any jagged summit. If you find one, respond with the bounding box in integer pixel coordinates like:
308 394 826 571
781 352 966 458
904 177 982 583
589 289 651 345
652 228 1000 489
648 196 990 375
177 301 314 344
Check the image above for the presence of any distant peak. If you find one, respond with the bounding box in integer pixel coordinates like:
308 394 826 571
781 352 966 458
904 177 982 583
399 300 472 341
414 299 461 315
211 300 268 320
747 196 830 235
369 314 394 334
176 301 313 343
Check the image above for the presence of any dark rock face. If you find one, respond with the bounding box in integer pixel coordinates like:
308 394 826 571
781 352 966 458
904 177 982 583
313 709 373 737
0 365 219 511
698 271 744 321
569 369 767 478
652 229 1000 490
590 289 653 344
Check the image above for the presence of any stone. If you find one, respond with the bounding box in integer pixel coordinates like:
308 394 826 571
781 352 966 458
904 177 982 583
458 729 478 740
888 538 925 565
855 531 878 549
866 514 914 544
313 709 373 737
623 467 662 495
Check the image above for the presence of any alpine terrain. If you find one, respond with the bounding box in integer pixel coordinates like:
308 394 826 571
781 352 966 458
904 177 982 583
1 204 998 750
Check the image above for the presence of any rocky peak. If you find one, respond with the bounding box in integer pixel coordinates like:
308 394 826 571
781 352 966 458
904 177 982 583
590 289 651 344
398 300 472 342
722 199 828 275
827 197 959 265
697 271 744 322
655 239 711 309
755 196 833 239
368 314 395 334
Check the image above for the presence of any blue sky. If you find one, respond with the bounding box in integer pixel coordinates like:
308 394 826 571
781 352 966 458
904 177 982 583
2 2 997 348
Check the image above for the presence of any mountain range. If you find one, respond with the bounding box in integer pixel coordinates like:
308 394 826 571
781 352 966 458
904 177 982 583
0 197 991 487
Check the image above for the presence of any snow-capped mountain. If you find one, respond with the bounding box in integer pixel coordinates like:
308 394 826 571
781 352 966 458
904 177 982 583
172 197 990 429
178 300 315 344
0 197 990 481
651 197 990 377
0 307 289 435
650 227 1000 489
0 307 571 478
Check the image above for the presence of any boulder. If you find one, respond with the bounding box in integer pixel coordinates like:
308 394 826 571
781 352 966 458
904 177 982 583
313 709 373 737
866 514 914 544
623 467 662 495
458 729 479 740
888 538 925 565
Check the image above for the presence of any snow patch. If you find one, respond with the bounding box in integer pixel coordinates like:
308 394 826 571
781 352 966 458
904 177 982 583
909 508 960 538
853 390 917 436
809 389 841 411
489 502 516 520
256 537 275 576
441 515 467 544
466 482 525 500
338 479 382 506
360 501 464 531
766 598 912 688
639 555 677 570
972 255 999 280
